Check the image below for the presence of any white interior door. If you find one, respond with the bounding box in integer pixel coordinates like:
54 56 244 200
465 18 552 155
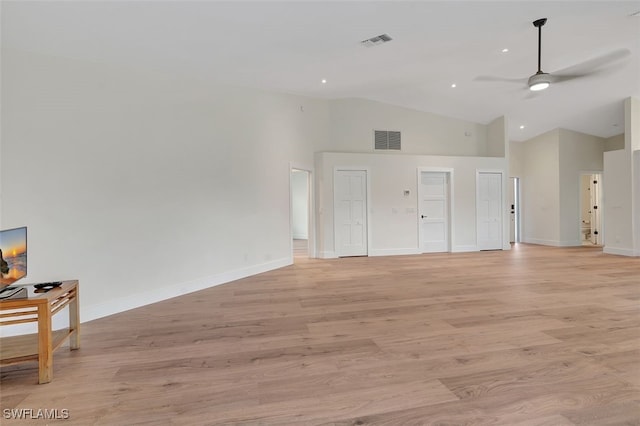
477 172 503 250
334 170 368 257
419 172 449 253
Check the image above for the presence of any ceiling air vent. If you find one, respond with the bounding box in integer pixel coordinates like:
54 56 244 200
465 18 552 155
374 130 401 150
361 33 393 48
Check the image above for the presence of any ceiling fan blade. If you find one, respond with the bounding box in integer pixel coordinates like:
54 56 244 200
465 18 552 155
552 48 631 80
475 75 528 84
524 90 544 100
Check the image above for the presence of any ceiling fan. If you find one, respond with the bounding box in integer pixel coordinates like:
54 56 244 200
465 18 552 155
477 18 631 92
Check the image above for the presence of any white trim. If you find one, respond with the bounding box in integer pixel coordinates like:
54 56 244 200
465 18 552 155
524 238 559 246
509 176 521 245
369 248 421 257
603 246 637 257
453 245 478 253
318 251 337 259
558 240 583 247
333 166 372 257
476 169 506 250
86 257 291 322
0 257 292 338
523 238 581 247
524 239 583 247
417 167 455 253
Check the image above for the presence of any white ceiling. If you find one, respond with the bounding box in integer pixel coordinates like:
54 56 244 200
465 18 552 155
2 1 639 141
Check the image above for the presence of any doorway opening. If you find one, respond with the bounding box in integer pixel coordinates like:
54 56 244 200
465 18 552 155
509 177 521 243
291 168 311 260
580 173 602 246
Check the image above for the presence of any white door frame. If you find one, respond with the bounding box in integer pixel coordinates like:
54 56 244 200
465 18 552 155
289 163 315 259
417 167 454 253
579 171 604 246
509 177 521 243
476 169 505 250
333 166 372 257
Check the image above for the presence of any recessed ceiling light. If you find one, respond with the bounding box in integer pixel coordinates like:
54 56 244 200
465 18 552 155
451 83 457 88
502 48 509 53
321 79 327 84
520 125 525 129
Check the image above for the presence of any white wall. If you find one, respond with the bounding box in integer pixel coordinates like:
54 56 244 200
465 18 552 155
635 150 640 255
1 49 330 333
291 170 308 239
604 149 633 254
603 97 640 256
558 129 604 245
316 152 507 257
2 47 502 333
326 98 490 156
630 98 640 255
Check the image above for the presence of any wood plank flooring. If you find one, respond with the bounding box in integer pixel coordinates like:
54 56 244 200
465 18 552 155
1 244 639 425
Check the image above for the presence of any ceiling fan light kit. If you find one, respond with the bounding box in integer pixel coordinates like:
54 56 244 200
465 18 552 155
528 72 551 91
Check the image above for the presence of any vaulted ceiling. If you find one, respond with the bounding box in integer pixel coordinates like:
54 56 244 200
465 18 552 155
2 1 639 141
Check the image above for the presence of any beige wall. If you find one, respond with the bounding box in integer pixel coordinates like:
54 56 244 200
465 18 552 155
509 141 525 177
521 129 561 245
558 129 604 244
486 116 506 158
517 128 605 246
327 98 490 157
605 133 624 151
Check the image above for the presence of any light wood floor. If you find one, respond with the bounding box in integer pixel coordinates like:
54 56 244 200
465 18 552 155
294 239 309 259
1 244 639 425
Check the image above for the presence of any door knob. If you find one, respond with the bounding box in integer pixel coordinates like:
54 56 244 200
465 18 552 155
421 215 427 219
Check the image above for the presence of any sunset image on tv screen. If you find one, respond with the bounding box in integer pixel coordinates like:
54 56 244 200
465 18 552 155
0 227 27 286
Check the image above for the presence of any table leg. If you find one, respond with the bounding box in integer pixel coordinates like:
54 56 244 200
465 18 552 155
69 287 80 350
37 304 53 384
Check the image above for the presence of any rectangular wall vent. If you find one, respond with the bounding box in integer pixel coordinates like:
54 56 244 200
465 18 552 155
374 130 401 150
361 33 393 48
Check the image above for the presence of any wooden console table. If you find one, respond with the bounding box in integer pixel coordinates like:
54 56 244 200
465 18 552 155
0 280 79 384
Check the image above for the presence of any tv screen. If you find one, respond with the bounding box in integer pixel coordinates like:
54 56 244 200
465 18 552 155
0 227 27 286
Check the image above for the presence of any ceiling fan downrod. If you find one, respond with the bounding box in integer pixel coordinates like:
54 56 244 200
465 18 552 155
533 18 547 74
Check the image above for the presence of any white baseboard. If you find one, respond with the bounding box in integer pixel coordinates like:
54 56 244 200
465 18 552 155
559 240 582 247
318 251 337 259
292 233 308 240
603 246 637 257
0 257 292 338
84 257 292 322
369 248 421 257
453 245 478 253
524 238 562 246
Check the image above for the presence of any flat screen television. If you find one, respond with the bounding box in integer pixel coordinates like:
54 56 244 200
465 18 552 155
0 227 27 287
